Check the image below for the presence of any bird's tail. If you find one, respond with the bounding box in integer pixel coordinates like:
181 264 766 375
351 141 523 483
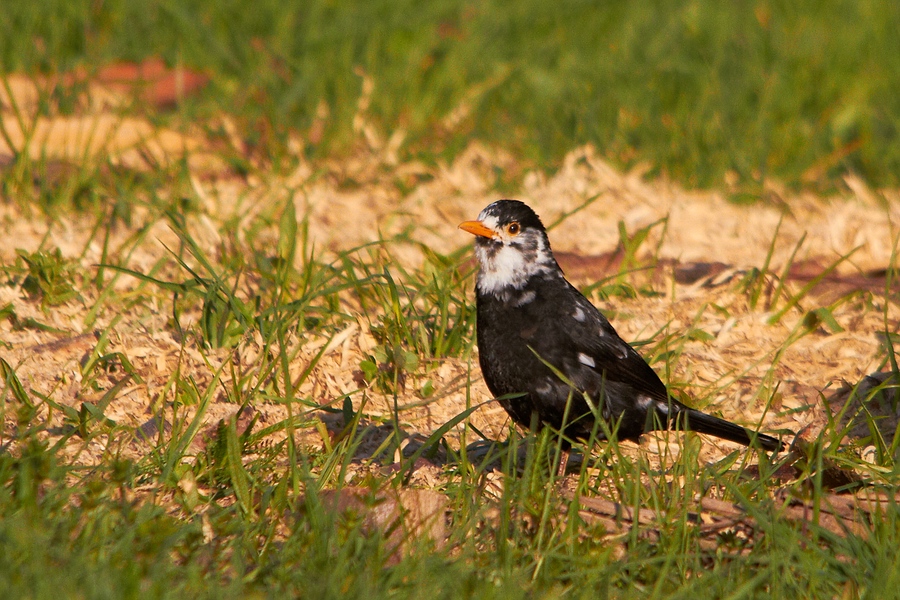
667 406 784 453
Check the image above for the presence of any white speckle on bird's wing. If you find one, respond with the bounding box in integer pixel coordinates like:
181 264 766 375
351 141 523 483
513 289 537 306
535 378 554 395
638 394 660 412
572 306 586 322
577 352 596 368
614 342 630 359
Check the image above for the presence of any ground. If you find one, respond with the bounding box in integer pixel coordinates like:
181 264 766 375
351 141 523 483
2 66 899 572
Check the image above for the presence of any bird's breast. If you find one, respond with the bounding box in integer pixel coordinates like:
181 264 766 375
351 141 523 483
476 294 550 389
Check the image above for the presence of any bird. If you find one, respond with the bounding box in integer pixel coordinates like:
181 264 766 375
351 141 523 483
459 199 784 453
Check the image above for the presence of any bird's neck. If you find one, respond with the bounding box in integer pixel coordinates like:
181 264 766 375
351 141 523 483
476 265 564 306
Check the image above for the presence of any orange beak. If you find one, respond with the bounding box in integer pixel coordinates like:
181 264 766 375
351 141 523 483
458 220 497 239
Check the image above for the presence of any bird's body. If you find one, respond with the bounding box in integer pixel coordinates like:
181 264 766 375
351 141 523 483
460 200 783 452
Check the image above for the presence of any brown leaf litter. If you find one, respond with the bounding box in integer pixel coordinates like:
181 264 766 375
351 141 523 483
0 60 222 174
569 487 894 551
312 486 447 565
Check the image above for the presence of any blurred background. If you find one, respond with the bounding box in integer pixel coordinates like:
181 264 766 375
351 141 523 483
4 0 899 196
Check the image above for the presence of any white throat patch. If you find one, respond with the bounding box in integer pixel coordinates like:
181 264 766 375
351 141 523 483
474 231 557 297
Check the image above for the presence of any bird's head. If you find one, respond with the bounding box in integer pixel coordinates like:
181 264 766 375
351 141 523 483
459 200 561 297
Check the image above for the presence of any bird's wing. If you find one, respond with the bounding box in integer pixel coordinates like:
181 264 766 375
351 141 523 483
555 289 670 403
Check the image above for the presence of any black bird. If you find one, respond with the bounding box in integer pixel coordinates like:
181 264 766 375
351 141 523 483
459 200 783 453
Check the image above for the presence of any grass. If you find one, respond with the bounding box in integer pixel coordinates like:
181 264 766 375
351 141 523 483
1 183 899 598
2 374 897 600
3 1 900 193
3 3 900 598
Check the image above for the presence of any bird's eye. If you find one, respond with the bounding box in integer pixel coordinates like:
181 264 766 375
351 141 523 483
507 222 520 235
